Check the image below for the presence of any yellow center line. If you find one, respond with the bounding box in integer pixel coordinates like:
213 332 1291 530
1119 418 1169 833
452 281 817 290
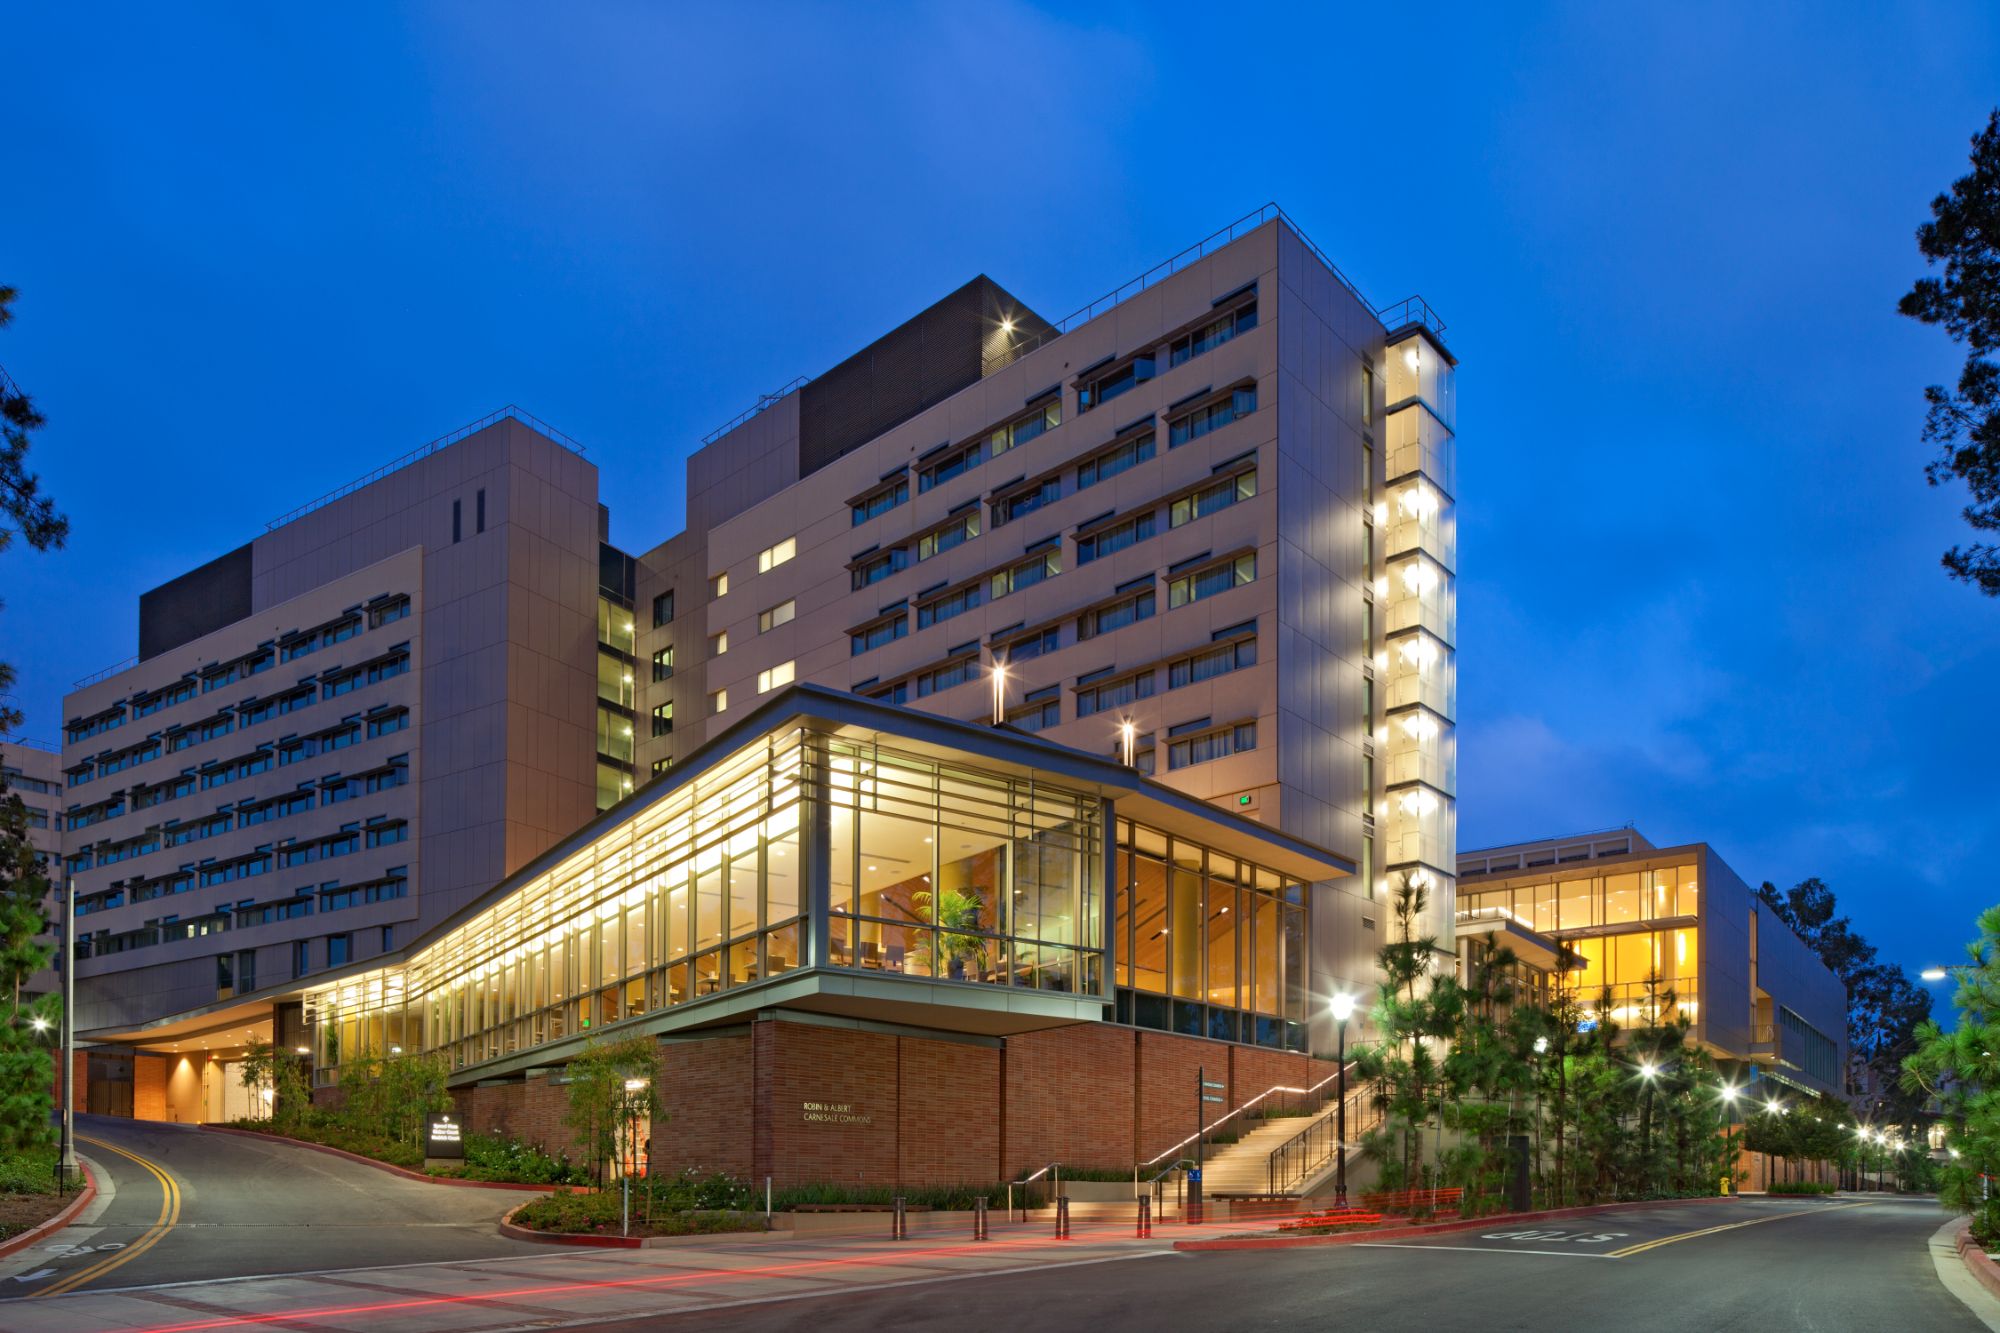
34 1134 182 1298
1606 1201 1869 1258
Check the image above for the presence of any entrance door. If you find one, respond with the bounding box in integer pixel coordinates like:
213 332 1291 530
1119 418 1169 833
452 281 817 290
86 1052 135 1117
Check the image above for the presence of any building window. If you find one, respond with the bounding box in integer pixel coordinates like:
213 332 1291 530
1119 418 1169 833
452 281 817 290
327 933 351 968
452 499 461 543
852 477 909 526
990 547 1060 599
598 596 636 655
1362 363 1376 429
1079 583 1156 639
1168 554 1255 609
1077 510 1158 564
992 476 1060 527
653 590 676 627
1169 630 1257 688
1168 719 1257 770
1076 668 1156 718
915 655 978 698
756 661 795 694
709 630 729 657
1169 300 1257 368
476 488 486 534
1169 386 1258 447
917 582 982 629
759 600 796 633
988 400 1060 458
596 705 635 763
711 571 729 598
999 625 1060 663
917 441 983 493
368 595 412 629
851 546 910 590
652 702 675 737
851 611 909 657
1077 432 1155 489
865 680 910 705
709 689 728 715
652 756 674 776
1171 467 1257 527
1008 685 1060 733
292 939 310 979
652 646 675 682
757 537 797 573
598 650 637 708
1080 354 1155 412
917 510 980 561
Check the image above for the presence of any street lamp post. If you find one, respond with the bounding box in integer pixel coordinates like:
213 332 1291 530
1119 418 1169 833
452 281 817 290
1331 993 1356 1206
60 872 75 1188
1533 1035 1549 1197
1720 1085 1740 1195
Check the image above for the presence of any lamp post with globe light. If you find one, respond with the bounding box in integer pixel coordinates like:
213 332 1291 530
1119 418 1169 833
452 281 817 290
1331 992 1357 1205
1719 1085 1740 1194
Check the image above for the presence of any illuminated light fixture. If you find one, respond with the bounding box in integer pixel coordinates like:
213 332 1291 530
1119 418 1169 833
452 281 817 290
1119 719 1137 767
1403 345 1420 373
1399 712 1440 741
1533 1036 1549 1054
1397 789 1439 818
1397 637 1439 670
1639 1062 1658 1079
990 660 1008 725
29 1016 48 1033
1396 483 1439 519
1720 1085 1740 1103
1372 502 1389 525
1409 869 1434 890
1374 576 1389 597
390 1045 402 1055
1329 992 1357 1023
623 1077 648 1092
1921 967 1948 982
1000 318 1014 334
1400 560 1440 596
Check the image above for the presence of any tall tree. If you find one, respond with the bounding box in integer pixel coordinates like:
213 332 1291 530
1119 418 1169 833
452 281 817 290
1758 876 1932 1116
1900 109 2000 594
0 286 69 735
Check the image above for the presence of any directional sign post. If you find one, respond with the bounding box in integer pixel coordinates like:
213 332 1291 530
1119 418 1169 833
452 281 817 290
1191 1066 1227 1225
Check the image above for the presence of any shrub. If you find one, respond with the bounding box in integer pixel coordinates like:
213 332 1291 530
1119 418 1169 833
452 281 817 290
0 1148 60 1196
453 1134 589 1185
510 1189 765 1237
1767 1180 1838 1195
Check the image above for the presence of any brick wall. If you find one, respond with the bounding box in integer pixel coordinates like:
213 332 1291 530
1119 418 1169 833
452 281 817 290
762 1023 898 1188
1135 1029 1236 1162
658 1032 754 1178
897 1035 1000 1185
1000 1025 1134 1177
52 1051 86 1114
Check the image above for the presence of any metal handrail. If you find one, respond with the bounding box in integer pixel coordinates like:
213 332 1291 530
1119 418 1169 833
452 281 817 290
700 203 1439 448
72 656 140 690
700 376 813 446
1132 1061 1359 1201
1375 295 1450 340
1265 1077 1382 1194
265 405 587 531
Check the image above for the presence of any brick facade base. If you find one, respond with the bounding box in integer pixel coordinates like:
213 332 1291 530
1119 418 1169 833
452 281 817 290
458 1018 1337 1189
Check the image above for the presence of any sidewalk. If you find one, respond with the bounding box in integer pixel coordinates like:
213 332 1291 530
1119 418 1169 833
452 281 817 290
0 1208 1281 1332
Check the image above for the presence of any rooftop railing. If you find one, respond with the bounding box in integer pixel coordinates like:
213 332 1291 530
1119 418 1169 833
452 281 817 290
265 404 586 532
698 202 1444 447
72 656 140 690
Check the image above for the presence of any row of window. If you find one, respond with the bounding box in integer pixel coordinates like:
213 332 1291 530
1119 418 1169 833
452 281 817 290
70 650 411 788
72 594 411 743
70 810 410 879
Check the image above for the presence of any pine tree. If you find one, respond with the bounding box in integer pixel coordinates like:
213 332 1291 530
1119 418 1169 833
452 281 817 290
0 762 58 1153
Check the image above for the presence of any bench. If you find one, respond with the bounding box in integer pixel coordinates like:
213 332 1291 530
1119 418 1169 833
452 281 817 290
1278 1206 1383 1231
1359 1186 1464 1215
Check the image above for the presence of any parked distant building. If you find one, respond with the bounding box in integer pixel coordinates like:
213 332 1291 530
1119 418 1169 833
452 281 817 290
1458 828 1848 1097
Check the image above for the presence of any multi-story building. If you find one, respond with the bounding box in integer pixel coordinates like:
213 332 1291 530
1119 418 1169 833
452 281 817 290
635 208 1458 1054
1457 827 1848 1097
60 209 1460 1161
57 412 613 1048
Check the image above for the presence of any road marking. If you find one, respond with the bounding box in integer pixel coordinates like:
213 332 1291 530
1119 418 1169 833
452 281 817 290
33 1136 182 1297
1605 1202 1867 1258
1354 1242 1613 1259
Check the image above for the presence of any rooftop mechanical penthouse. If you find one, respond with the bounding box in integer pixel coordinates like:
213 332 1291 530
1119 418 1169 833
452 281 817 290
61 208 1458 1161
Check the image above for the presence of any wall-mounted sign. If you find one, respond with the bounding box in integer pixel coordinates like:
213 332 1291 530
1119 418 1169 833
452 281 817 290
425 1111 465 1159
802 1100 873 1126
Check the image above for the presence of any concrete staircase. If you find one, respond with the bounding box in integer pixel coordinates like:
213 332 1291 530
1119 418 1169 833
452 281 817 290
1198 1114 1343 1197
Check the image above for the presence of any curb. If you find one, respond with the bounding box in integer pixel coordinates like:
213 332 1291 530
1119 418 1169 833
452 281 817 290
0 1161 98 1262
1176 1193 1745 1250
201 1125 571 1193
1952 1217 2000 1303
500 1200 640 1248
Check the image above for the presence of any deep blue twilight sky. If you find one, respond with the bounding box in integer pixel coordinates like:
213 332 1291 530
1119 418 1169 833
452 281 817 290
2 4 1995 984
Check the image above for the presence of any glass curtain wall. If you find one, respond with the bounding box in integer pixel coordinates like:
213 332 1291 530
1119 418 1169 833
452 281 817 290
1112 820 1308 1050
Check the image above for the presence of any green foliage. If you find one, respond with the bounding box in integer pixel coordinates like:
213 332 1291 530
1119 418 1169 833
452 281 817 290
0 1146 59 1196
562 1034 663 1187
770 1180 1028 1210
237 1040 314 1132
910 885 990 977
1767 1180 1839 1195
1899 109 2000 594
510 1189 765 1236
0 764 57 1156
454 1134 589 1185
1906 903 2000 1243
337 1050 452 1148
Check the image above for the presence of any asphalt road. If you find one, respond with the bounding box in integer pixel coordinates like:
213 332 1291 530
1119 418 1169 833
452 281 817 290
0 1113 546 1296
605 1194 1990 1332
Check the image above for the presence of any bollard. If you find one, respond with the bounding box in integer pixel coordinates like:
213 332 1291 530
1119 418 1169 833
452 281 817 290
1137 1194 1152 1238
1055 1195 1071 1239
892 1196 907 1240
974 1196 989 1241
